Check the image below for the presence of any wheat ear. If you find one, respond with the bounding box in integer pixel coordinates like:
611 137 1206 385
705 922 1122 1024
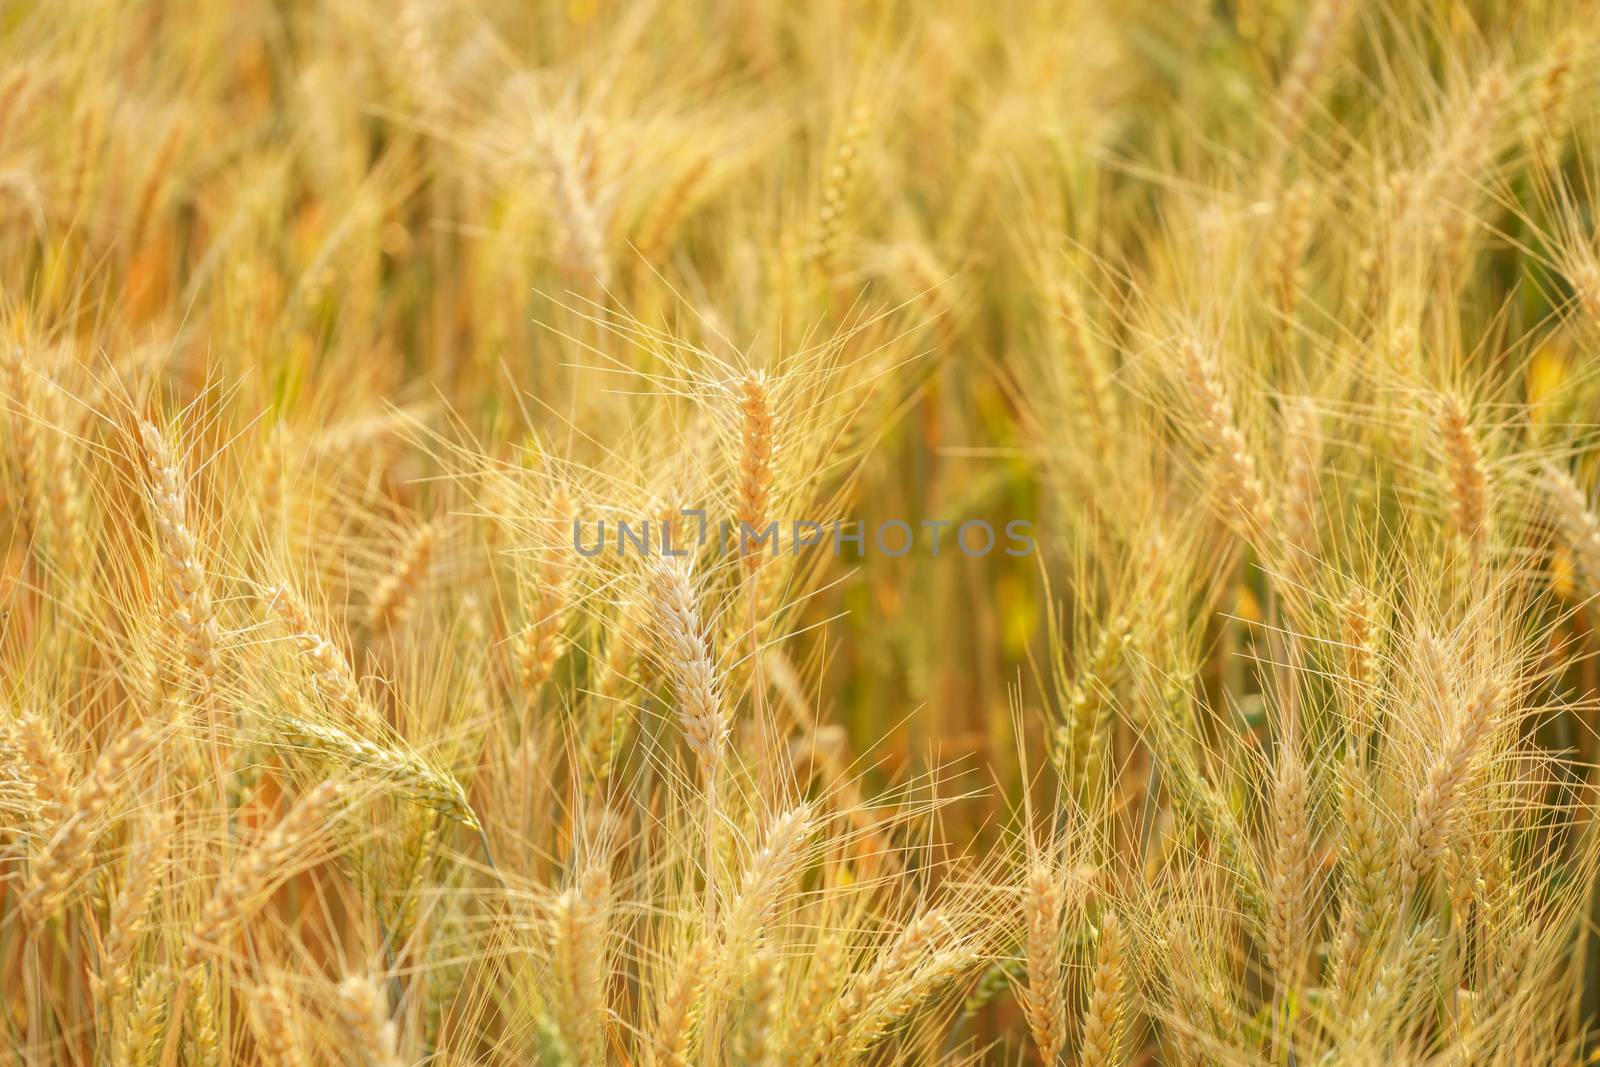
249 980 305 1067
542 119 611 291
1420 64 1509 250
649 937 713 1067
1529 32 1578 165
267 583 365 723
820 909 950 1061
551 861 611 1067
4 343 40 543
786 932 842 1067
636 153 711 264
1178 338 1274 541
1274 0 1351 136
1544 464 1600 592
368 520 436 633
187 969 221 1067
278 714 477 830
1437 393 1489 551
736 371 775 569
138 419 219 688
1271 182 1314 319
517 575 569 700
649 557 728 777
856 927 975 1054
1079 911 1126 1067
1021 865 1066 1064
117 970 170 1067
1281 397 1322 568
806 101 871 272
739 942 781 1067
23 724 158 920
95 809 173 1008
8 360 82 567
723 805 815 951
1335 742 1387 944
336 974 404 1067
1265 735 1313 995
15 710 73 824
184 780 344 971
1399 681 1504 895
580 598 642 792
1341 584 1376 738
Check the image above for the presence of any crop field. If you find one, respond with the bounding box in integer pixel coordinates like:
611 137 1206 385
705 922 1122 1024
4 1 1600 1064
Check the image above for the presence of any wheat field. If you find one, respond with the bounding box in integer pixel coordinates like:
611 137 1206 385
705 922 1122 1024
4 0 1600 1064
